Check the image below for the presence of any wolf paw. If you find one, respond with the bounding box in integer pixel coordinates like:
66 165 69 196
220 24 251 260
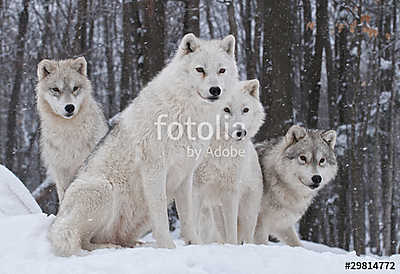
156 237 176 249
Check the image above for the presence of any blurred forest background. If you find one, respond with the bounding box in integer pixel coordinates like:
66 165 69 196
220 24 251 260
0 0 399 256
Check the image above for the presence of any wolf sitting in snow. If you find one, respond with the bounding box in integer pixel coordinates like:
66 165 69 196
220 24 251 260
49 33 239 256
193 79 265 245
36 57 108 203
254 125 338 246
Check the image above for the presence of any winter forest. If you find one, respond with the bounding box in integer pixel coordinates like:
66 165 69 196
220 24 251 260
0 0 399 257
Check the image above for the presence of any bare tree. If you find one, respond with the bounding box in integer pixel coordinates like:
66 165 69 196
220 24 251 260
120 0 134 111
5 0 30 174
183 0 200 36
142 0 165 85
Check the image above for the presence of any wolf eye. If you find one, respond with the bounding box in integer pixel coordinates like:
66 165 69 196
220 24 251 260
73 86 79 92
52 87 60 93
299 155 307 163
319 158 326 165
219 68 226 74
196 67 205 73
224 107 231 113
243 107 249 113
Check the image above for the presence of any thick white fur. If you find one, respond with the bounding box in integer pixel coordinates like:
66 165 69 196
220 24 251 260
36 57 108 202
254 125 338 247
193 80 265 244
48 34 239 256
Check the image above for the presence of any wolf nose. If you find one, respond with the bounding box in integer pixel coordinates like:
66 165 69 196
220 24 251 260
209 86 221 97
311 175 322 184
65 104 75 114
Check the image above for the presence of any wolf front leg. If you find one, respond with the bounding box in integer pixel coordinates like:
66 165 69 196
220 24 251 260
276 226 303 247
175 172 201 244
221 191 239 244
254 213 271 245
141 165 175 249
237 191 262 244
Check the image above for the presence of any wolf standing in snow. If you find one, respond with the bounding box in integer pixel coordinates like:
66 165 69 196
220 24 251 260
193 79 265 244
254 125 338 246
36 57 108 203
49 34 239 256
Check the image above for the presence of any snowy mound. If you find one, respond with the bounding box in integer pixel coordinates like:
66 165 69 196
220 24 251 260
0 165 41 216
1 214 399 274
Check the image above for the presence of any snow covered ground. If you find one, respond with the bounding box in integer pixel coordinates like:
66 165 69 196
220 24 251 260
0 165 41 216
0 165 399 274
1 213 399 274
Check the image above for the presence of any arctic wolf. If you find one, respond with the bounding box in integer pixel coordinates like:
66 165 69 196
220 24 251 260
49 34 239 256
36 57 108 202
254 125 338 246
193 79 265 244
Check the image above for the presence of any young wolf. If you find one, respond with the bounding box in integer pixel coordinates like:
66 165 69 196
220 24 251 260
36 57 108 202
254 125 338 246
49 34 239 256
193 79 265 244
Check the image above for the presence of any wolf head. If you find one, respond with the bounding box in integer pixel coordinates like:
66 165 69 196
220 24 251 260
174 33 238 103
278 125 338 192
219 79 265 141
36 57 91 119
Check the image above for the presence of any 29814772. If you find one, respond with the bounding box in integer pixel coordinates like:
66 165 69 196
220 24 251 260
344 261 395 270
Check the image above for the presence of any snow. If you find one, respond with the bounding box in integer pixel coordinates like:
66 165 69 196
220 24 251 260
0 165 41 216
0 214 399 274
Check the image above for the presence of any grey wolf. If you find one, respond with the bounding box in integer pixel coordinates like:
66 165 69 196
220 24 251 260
48 33 239 256
193 79 265 244
254 125 338 246
36 57 108 202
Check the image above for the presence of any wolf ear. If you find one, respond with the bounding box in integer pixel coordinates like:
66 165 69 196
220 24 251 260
71 56 87 76
285 125 307 146
221 35 235 58
179 33 200 55
242 79 260 99
37 59 56 80
321 130 337 150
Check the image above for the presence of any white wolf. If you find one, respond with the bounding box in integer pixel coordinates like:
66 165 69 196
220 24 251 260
49 34 239 256
254 125 338 246
193 79 265 244
36 57 108 202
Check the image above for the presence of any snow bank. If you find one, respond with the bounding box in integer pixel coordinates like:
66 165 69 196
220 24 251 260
0 165 41 216
0 214 399 274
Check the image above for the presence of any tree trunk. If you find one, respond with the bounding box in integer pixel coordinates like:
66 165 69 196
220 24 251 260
183 0 200 36
226 0 238 56
5 0 30 173
120 0 134 111
142 0 165 85
299 0 329 243
103 0 116 118
73 0 87 56
384 0 396 256
205 0 215 38
350 0 366 255
256 0 292 140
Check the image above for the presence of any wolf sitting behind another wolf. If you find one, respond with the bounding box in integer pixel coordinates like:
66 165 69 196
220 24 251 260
193 79 265 245
254 125 338 247
36 57 108 203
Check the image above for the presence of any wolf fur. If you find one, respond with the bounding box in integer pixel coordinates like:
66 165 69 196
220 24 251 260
36 57 108 202
193 79 265 244
254 125 338 246
48 34 239 256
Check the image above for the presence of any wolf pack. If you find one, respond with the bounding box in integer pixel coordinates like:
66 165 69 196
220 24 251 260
35 34 338 256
